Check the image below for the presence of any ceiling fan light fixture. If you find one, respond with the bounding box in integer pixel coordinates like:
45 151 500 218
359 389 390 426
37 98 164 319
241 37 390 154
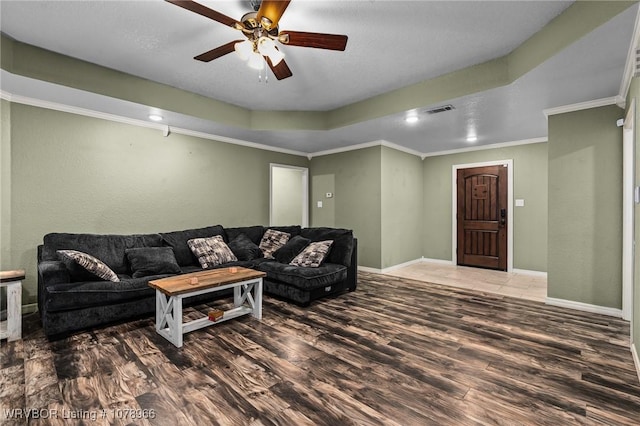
268 48 285 66
247 51 265 70
234 40 253 61
258 37 284 65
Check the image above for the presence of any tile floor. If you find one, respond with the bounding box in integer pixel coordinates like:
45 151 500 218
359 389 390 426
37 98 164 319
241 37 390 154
384 261 547 302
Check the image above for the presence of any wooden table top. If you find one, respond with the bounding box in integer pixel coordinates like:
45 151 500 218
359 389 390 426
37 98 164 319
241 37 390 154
148 267 266 296
0 269 25 283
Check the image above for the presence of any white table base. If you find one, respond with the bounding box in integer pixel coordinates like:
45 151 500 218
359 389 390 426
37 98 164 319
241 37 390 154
155 277 263 348
0 280 22 342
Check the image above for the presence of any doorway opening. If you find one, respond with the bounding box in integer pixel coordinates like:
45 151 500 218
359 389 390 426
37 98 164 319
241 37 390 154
270 164 309 227
452 160 513 272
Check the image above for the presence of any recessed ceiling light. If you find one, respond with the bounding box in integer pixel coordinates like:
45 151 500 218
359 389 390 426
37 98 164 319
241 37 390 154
466 135 478 143
405 115 419 124
149 114 163 122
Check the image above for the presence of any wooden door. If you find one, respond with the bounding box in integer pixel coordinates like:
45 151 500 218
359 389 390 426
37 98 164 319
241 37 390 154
456 165 507 271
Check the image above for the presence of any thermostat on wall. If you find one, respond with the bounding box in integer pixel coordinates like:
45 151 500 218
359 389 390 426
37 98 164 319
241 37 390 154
326 192 333 198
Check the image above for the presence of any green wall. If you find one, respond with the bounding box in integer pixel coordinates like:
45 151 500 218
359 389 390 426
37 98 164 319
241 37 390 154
627 77 640 351
422 142 548 272
548 105 623 308
309 147 382 268
381 146 423 269
6 103 307 306
1 99 11 270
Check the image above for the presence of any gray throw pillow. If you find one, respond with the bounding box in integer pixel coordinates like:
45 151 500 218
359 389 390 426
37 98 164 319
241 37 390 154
187 235 237 268
125 247 182 278
274 235 311 264
290 240 333 268
57 250 120 282
228 233 264 261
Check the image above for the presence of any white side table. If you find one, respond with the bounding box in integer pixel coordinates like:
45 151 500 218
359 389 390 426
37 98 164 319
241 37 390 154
0 269 24 342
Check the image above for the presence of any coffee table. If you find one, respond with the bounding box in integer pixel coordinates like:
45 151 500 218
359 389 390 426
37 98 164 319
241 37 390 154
0 269 24 342
148 267 266 348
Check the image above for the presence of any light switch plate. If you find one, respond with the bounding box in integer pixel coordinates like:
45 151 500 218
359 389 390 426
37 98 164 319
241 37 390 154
317 201 323 208
515 199 525 207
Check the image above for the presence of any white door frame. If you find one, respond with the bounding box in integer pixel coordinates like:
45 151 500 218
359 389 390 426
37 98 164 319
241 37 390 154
269 163 309 228
622 99 635 326
452 159 514 272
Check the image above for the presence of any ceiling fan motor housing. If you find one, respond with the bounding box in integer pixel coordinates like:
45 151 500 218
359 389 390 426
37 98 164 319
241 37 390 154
240 12 279 39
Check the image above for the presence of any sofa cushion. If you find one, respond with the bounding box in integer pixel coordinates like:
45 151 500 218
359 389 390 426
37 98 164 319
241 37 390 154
259 229 291 259
42 233 163 275
290 240 333 268
228 233 264 261
274 235 310 264
160 225 225 266
125 247 182 278
188 235 237 268
57 250 120 282
224 226 265 245
257 262 347 290
300 228 354 267
44 275 166 312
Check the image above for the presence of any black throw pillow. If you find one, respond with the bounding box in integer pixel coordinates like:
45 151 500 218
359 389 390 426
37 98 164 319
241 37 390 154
125 247 182 278
274 235 311 264
228 233 264 261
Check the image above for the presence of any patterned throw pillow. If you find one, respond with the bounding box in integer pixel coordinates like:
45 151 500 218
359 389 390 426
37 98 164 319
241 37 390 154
259 229 291 259
187 235 237 269
290 240 333 268
57 250 120 282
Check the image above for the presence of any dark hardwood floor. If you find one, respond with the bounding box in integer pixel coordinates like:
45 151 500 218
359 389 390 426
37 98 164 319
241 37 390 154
2 272 640 425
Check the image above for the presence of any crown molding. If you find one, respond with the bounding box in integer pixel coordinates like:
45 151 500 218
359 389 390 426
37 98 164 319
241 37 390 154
0 89 308 158
308 140 424 160
421 137 547 158
543 96 624 117
3 88 613 162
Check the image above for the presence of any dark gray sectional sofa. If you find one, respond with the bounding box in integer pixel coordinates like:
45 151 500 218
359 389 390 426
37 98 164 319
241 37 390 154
37 225 357 338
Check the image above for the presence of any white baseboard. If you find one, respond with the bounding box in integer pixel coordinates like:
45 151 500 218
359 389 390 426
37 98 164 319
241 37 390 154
22 303 38 314
632 343 640 385
358 257 424 274
421 257 454 265
359 258 545 276
381 258 424 273
358 266 382 273
512 268 548 278
545 297 623 318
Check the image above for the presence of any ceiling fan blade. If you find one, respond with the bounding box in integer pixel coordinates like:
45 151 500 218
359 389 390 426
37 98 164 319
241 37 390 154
266 57 293 80
257 0 291 30
194 40 243 62
166 0 244 30
279 31 348 51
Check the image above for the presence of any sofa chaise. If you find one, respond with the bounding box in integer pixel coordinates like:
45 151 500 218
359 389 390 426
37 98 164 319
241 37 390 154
37 225 357 338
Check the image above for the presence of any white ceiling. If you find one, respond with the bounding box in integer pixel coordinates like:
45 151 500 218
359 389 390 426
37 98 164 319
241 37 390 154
0 0 638 155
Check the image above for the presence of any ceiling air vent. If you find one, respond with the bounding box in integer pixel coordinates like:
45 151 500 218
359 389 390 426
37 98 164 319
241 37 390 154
425 105 455 114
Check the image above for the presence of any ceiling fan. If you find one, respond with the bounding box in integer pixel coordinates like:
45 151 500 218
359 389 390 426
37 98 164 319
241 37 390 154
166 0 348 80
